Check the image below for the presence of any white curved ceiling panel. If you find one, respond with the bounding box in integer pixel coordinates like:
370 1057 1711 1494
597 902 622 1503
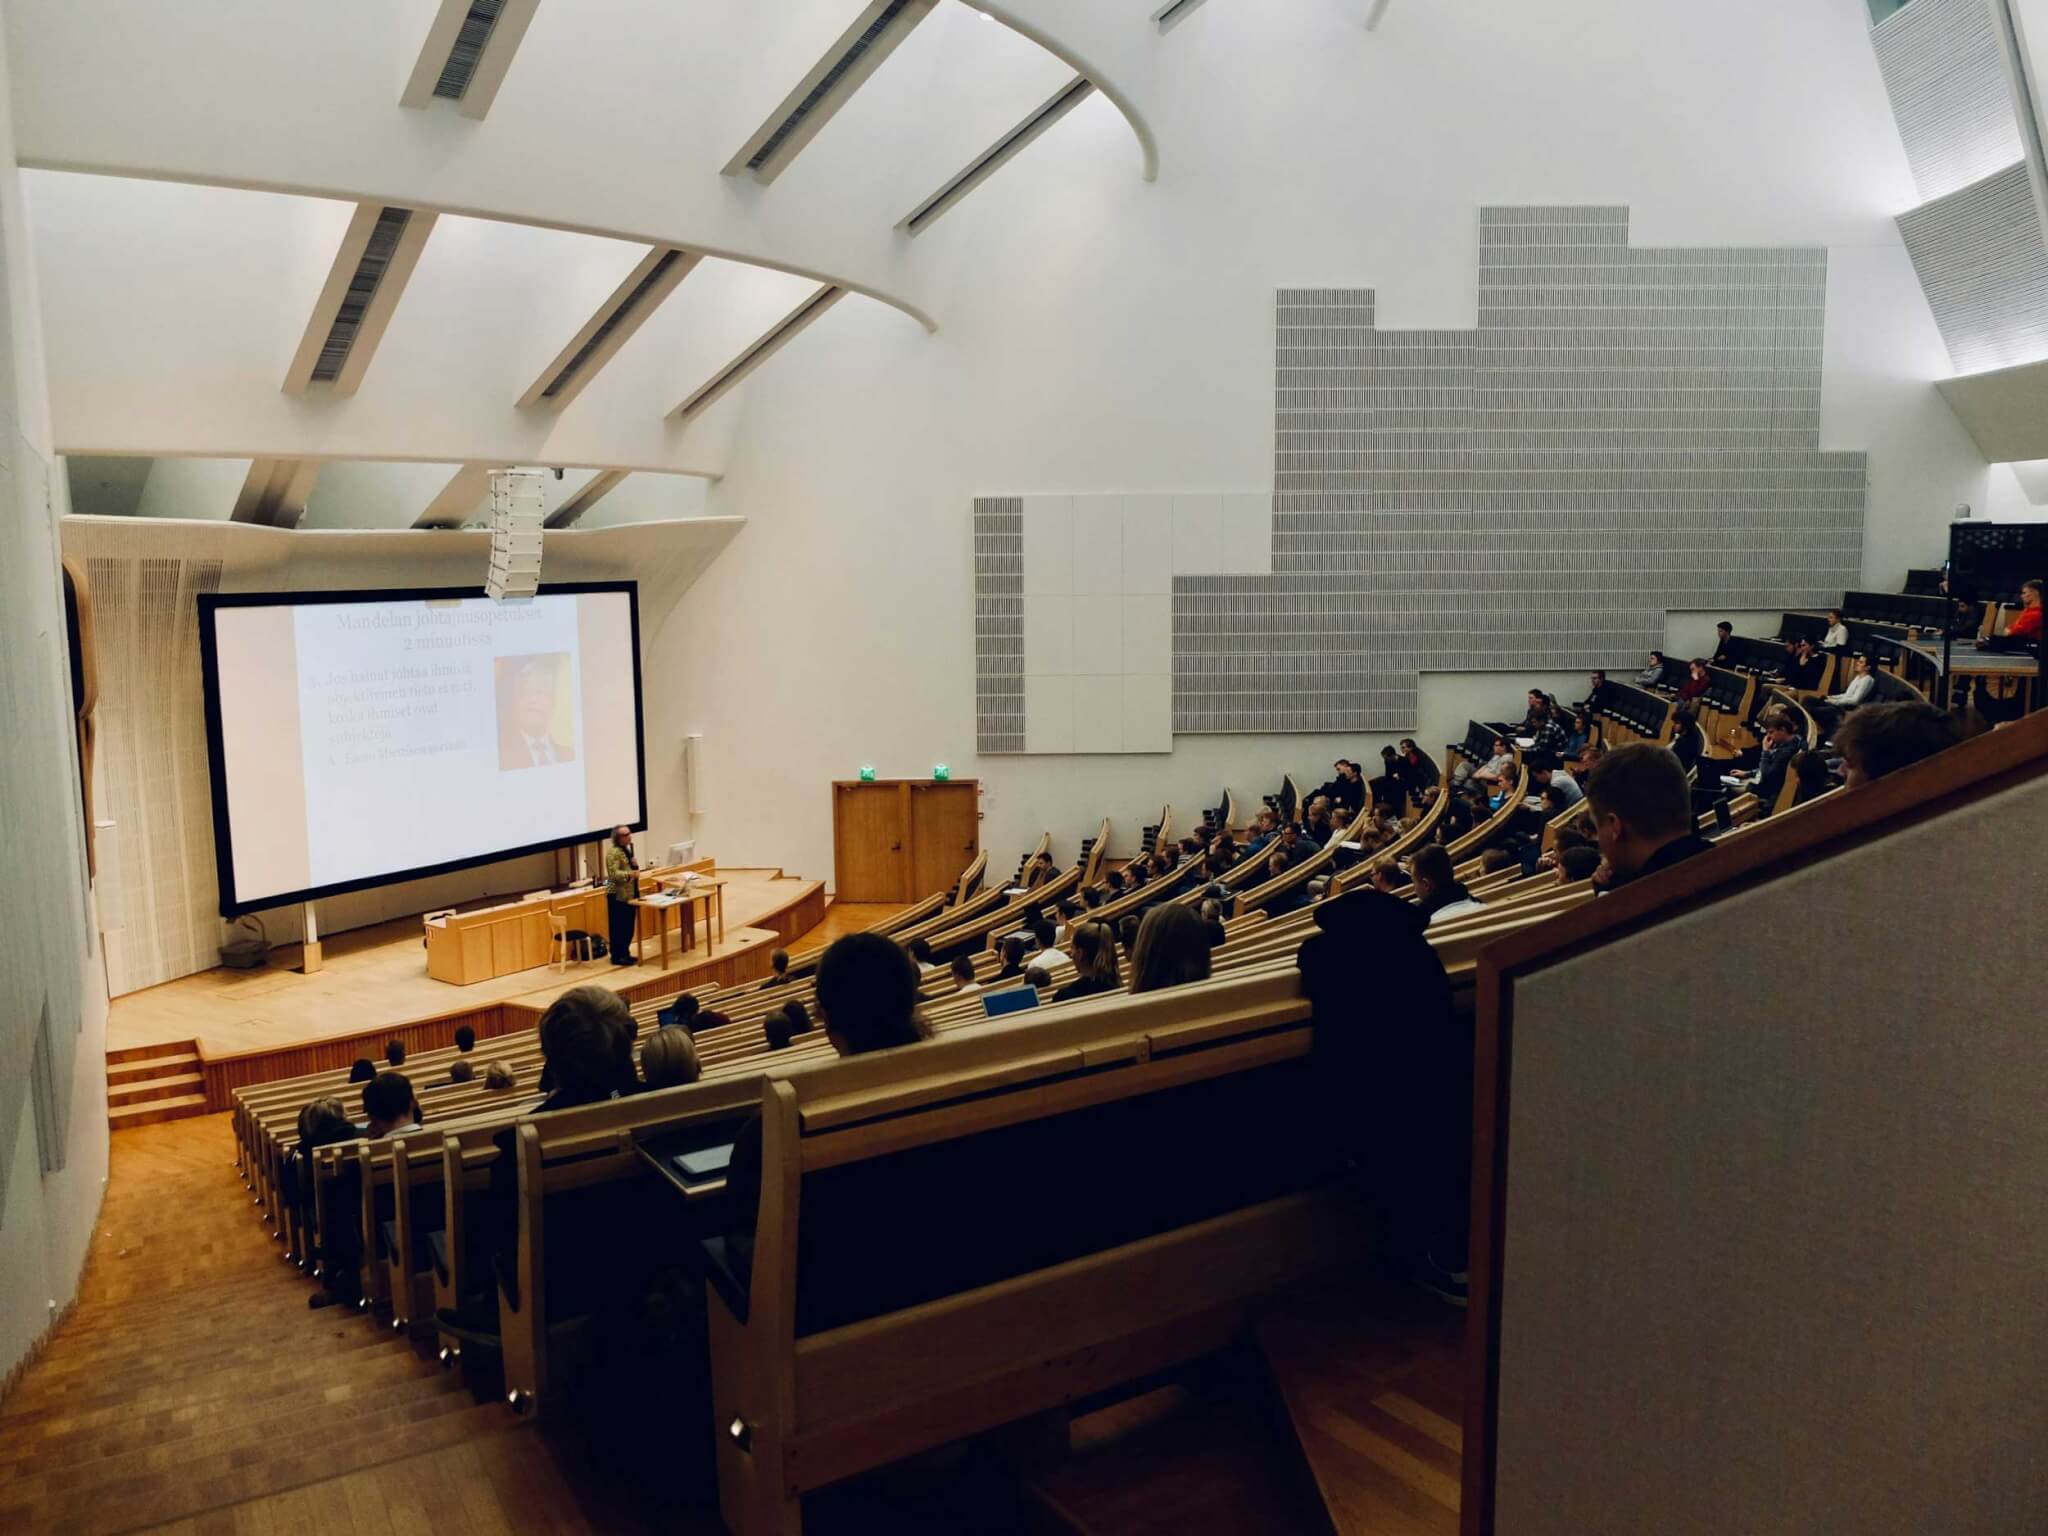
23 170 820 474
4 0 1172 330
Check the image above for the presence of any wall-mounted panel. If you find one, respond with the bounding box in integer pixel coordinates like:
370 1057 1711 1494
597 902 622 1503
1870 0 2026 201
972 206 1867 751
1897 161 2048 374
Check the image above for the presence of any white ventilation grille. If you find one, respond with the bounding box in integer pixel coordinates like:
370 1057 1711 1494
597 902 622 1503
1152 0 1211 33
543 251 685 399
435 0 505 99
313 208 413 383
724 0 938 185
901 75 1095 235
669 286 845 423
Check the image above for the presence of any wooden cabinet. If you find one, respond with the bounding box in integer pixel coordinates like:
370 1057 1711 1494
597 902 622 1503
832 779 979 903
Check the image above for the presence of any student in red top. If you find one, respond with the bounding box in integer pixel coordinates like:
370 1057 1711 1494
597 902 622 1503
2005 579 2042 643
1676 659 1712 703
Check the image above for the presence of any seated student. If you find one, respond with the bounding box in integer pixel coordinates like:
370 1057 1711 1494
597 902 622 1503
1811 652 1877 738
1636 649 1668 688
639 1025 702 1090
1397 739 1438 795
1668 708 1703 774
1676 659 1711 705
666 993 702 1032
1529 758 1583 808
483 1061 518 1092
1471 737 1516 791
779 999 811 1036
725 935 931 1280
447 1060 475 1086
1321 758 1367 818
1196 898 1230 948
1028 915 1067 969
1128 904 1214 993
1728 705 1802 814
1295 887 1468 1302
362 1071 421 1139
384 1039 407 1068
1241 807 1280 858
1023 963 1053 993
1710 620 1735 668
453 1025 477 1055
289 1097 366 1309
1053 921 1121 1001
1303 796 1338 849
1259 850 1310 916
950 954 980 994
1117 912 1143 961
1555 844 1603 885
435 986 656 1343
1781 636 1826 691
1021 851 1057 890
1822 608 1850 650
348 1058 377 1086
1831 701 1963 787
1575 670 1611 721
762 1008 798 1052
1516 691 1571 757
908 936 936 974
1584 741 1711 892
1409 844 1485 925
994 933 1030 981
1370 746 1407 812
1080 885 1106 911
695 1010 732 1035
1981 576 2043 650
756 949 792 990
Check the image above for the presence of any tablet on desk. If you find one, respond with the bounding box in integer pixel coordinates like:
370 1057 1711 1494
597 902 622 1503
982 986 1039 1020
672 1144 734 1183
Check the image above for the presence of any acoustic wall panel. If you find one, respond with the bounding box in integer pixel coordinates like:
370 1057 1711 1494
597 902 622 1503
973 496 1024 753
971 206 1866 751
1870 0 2026 202
1897 161 2048 374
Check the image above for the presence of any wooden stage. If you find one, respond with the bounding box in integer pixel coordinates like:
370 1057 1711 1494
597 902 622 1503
109 868 830 1104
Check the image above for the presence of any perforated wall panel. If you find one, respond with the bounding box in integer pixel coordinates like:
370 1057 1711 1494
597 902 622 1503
1897 160 2048 374
973 497 1024 753
1870 0 2026 202
972 206 1867 750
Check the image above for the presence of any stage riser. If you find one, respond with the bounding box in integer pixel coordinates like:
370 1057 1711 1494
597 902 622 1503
186 881 825 1111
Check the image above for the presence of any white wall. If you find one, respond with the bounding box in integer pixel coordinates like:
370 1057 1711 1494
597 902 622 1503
648 0 2003 883
133 455 252 521
0 0 109 1391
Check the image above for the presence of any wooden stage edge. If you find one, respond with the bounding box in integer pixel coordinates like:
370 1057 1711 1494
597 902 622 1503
130 875 827 1112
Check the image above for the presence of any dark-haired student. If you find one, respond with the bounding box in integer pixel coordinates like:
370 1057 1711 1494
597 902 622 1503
1584 742 1710 892
757 948 792 990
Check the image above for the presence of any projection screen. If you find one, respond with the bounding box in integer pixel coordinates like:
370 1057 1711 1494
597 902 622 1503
198 583 646 915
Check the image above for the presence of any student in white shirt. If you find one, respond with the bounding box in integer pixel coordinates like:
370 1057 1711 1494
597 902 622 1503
1826 653 1876 709
1822 609 1850 650
949 954 980 994
1027 916 1067 970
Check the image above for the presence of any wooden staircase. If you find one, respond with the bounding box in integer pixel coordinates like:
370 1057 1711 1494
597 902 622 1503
0 1115 604 1535
106 1040 209 1129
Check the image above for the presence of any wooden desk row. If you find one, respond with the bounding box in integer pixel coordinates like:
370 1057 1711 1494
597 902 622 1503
422 860 715 985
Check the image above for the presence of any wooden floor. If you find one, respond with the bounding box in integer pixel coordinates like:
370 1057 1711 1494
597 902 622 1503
107 869 826 1057
1 1114 1464 1535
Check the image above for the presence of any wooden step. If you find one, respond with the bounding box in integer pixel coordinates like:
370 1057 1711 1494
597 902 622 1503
1251 1279 1466 1536
106 1038 198 1066
107 1050 200 1086
108 1095 209 1130
108 1070 204 1107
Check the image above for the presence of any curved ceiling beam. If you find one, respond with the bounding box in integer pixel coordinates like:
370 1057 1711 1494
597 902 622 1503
977 1 1160 183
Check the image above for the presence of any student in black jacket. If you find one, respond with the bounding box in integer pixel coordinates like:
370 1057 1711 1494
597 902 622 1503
1583 743 1711 893
1052 922 1121 1002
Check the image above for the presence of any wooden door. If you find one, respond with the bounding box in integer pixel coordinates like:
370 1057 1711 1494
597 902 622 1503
908 782 979 899
832 782 912 902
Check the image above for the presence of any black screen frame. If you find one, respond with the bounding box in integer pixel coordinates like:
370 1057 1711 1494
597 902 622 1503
198 581 648 917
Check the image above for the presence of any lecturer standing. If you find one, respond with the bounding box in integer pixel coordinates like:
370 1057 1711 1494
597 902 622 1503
605 825 639 967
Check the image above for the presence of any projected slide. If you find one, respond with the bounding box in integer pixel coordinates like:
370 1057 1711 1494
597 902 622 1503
200 585 644 913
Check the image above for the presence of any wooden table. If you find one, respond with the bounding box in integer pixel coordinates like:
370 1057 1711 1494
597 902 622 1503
633 878 726 971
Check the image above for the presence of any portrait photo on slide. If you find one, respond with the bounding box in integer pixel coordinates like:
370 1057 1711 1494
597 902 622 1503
495 651 578 770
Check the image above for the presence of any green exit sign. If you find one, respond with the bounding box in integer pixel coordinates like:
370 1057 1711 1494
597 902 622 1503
858 765 877 782
932 764 950 781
